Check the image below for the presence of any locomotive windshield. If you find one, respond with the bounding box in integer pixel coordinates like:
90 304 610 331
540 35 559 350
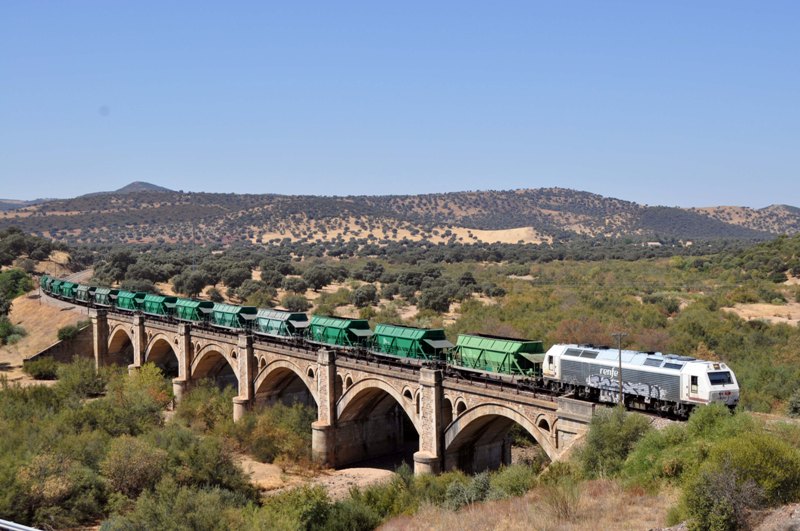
708 371 733 385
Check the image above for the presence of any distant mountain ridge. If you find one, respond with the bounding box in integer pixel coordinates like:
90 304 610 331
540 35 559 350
0 183 797 246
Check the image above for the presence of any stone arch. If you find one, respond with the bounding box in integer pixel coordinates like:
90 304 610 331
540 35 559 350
191 344 239 387
337 378 419 432
444 403 555 472
335 378 421 467
442 397 454 429
254 359 318 407
455 399 467 417
144 334 180 378
536 414 552 433
107 325 134 366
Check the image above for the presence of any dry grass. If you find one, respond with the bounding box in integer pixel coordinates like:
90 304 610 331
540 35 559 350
722 302 800 326
0 292 88 385
380 479 678 531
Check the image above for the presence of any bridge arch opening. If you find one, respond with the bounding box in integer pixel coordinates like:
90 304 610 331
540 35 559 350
107 327 134 367
192 348 238 390
145 337 179 378
444 405 551 474
336 381 419 469
255 363 317 410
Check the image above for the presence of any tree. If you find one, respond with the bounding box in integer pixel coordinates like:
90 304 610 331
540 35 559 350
282 277 308 294
221 267 250 290
281 294 310 312
303 265 333 291
351 284 378 308
418 288 451 313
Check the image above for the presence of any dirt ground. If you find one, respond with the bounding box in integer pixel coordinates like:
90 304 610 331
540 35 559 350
722 302 800 326
0 290 88 385
236 454 395 500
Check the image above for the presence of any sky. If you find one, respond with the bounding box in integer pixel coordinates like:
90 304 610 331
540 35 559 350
1 1 799 208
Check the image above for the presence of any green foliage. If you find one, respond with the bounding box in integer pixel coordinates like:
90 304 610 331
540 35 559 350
350 283 378 308
282 294 311 312
175 379 237 432
57 324 80 341
23 357 59 380
0 317 26 345
232 402 317 464
0 268 34 302
56 358 108 398
302 264 333 291
623 404 755 491
100 436 167 498
101 477 250 531
577 407 651 479
788 390 800 418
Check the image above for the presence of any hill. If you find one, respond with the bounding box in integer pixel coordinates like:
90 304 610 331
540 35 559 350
0 186 795 246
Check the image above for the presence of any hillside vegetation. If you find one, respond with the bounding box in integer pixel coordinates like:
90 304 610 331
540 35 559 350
1 186 793 246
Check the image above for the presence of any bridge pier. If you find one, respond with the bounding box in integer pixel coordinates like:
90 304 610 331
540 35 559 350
233 334 255 422
312 349 337 467
414 368 444 475
89 308 108 370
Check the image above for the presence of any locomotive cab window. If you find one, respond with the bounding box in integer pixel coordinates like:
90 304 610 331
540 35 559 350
708 371 733 386
546 355 554 370
690 375 698 394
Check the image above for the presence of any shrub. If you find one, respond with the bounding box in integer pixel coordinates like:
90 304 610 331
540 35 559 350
57 325 80 341
23 357 59 380
281 294 310 312
788 390 800 418
233 402 316 464
175 380 236 433
100 436 167 498
488 463 540 498
577 407 651 478
683 462 764 531
56 358 108 398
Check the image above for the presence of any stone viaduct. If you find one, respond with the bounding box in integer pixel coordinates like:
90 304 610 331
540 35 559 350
90 308 595 474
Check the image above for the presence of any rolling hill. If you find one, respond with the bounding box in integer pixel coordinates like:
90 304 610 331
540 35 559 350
0 184 796 246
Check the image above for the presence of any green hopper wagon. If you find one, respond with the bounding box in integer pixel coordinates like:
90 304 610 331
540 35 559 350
451 334 544 377
116 291 145 312
175 299 214 322
142 294 178 317
59 281 77 299
253 309 310 338
210 303 257 330
49 279 63 296
75 285 96 303
307 316 372 347
39 275 50 290
93 288 119 307
372 323 453 361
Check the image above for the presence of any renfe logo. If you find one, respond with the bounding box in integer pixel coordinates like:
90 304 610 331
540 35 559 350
599 368 619 378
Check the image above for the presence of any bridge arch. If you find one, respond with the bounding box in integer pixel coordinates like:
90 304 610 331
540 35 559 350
254 359 318 408
107 325 134 366
335 377 420 468
145 334 179 378
444 403 555 472
191 343 239 388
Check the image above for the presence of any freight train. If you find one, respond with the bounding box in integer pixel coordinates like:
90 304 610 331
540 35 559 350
40 274 739 417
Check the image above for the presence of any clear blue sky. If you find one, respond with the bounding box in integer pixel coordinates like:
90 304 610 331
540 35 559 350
2 1 798 207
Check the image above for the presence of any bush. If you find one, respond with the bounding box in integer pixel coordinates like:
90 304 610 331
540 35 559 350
281 294 310 312
56 358 108 398
175 380 236 433
100 436 167 498
233 402 316 464
788 390 800 418
578 407 651 478
0 317 26 345
683 462 764 531
23 357 59 380
58 325 80 341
